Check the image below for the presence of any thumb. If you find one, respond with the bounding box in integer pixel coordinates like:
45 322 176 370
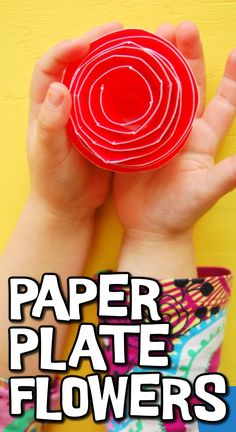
205 156 236 203
36 82 72 162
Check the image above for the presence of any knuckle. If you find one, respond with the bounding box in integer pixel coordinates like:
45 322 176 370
38 114 54 133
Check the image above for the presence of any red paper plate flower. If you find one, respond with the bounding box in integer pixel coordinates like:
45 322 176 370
63 29 198 172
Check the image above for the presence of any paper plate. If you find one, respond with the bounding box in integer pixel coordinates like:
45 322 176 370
62 29 198 172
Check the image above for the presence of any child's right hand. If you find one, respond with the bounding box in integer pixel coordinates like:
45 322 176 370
114 22 236 278
27 22 122 222
114 22 236 240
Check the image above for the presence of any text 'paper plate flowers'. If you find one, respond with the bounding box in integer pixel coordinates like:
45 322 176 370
63 29 198 172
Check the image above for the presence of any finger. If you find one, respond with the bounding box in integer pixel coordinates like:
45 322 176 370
176 21 206 117
155 23 176 45
33 82 72 163
204 155 236 203
202 48 236 153
30 21 123 118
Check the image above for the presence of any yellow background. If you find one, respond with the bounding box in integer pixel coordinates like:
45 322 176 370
1 0 236 430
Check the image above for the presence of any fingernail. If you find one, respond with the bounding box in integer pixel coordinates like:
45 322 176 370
47 85 64 106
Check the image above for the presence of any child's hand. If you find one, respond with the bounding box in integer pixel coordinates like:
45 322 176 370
28 22 122 221
113 22 236 241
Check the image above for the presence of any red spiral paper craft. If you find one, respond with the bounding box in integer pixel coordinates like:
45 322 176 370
63 29 198 172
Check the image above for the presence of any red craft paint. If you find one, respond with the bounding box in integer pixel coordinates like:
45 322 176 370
63 29 198 172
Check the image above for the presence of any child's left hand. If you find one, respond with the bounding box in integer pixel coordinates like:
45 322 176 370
28 22 122 222
113 22 236 241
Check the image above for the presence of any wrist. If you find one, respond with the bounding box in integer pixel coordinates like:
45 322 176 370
2 195 94 281
19 196 95 256
117 228 197 279
26 193 95 229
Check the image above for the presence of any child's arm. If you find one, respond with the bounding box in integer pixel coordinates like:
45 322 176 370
0 22 123 377
106 21 235 432
114 21 236 279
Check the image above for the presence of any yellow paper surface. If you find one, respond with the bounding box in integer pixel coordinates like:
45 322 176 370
1 1 236 430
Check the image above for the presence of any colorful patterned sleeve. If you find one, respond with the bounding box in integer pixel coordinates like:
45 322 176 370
101 267 233 432
0 376 60 431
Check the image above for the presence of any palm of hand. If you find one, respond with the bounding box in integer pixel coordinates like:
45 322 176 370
114 22 236 235
114 141 212 234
